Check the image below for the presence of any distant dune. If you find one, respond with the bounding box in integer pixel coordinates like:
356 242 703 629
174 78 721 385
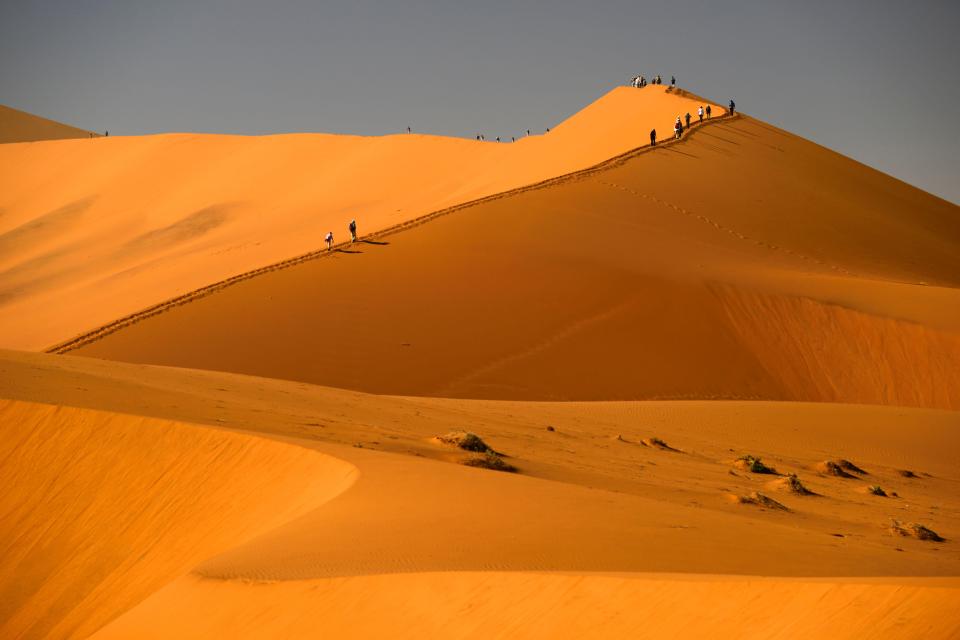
0 104 97 144
65 114 960 408
0 86 714 350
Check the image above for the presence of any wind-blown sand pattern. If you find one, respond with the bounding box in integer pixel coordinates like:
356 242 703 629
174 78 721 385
1 83 959 638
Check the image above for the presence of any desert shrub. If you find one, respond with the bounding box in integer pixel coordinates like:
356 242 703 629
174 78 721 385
736 455 777 475
890 520 944 542
463 452 518 473
838 459 867 475
438 431 492 453
785 473 815 496
868 485 887 497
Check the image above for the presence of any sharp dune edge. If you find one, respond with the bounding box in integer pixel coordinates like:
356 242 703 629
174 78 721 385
1 84 959 639
0 105 97 144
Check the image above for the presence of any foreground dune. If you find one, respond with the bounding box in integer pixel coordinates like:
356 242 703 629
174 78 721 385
0 350 958 637
0 398 356 639
0 104 96 144
0 86 715 350
93 573 960 640
65 115 960 408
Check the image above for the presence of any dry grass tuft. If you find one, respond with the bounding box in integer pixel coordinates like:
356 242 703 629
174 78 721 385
732 491 789 511
438 431 494 453
463 451 518 473
782 473 816 496
817 460 856 479
868 485 887 497
890 520 944 542
734 455 777 475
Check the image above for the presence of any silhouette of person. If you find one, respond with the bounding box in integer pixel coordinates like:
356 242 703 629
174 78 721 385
729 99 736 116
349 219 357 242
706 105 712 119
650 129 657 146
685 112 691 128
325 231 334 251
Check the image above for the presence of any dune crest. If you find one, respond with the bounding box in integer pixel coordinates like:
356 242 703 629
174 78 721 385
0 86 713 350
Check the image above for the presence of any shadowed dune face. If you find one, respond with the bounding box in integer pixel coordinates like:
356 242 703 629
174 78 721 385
0 86 714 350
70 117 960 408
0 105 96 144
0 399 356 640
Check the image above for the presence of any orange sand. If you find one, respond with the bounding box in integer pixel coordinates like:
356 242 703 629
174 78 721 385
2 83 958 639
1 350 958 637
0 104 97 144
65 115 960 408
0 86 716 350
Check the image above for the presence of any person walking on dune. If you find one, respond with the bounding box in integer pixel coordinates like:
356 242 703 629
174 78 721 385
729 99 736 116
671 76 676 89
325 231 334 251
698 106 704 123
706 104 712 119
685 112 691 129
674 117 682 139
650 128 657 146
349 219 357 242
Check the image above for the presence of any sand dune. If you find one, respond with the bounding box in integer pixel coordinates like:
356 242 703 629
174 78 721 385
92 573 960 640
64 115 960 408
0 105 97 144
0 86 714 350
1 349 958 636
0 398 356 639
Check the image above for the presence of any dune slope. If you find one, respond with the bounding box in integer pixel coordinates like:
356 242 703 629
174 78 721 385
66 115 960 408
0 399 356 640
1 350 958 637
0 86 714 350
93 573 960 640
0 105 96 144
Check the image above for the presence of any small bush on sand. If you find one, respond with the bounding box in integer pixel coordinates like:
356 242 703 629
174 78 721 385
735 455 777 475
463 452 518 473
838 459 867 475
818 460 856 479
438 431 493 453
868 485 887 497
784 473 815 496
734 491 789 511
898 469 917 478
890 520 944 542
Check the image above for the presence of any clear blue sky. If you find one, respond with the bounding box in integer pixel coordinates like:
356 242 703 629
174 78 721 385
2 0 957 202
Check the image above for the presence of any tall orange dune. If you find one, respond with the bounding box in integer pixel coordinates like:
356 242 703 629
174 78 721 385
64 114 960 408
0 86 715 350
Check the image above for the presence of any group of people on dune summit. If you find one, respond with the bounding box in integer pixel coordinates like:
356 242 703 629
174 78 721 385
325 218 358 251
632 74 676 88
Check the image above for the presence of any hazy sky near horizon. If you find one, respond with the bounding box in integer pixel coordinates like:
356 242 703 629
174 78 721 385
2 0 958 202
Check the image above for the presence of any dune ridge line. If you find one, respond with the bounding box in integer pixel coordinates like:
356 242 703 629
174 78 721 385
46 112 738 355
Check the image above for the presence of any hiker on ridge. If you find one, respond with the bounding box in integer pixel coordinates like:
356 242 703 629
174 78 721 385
698 106 704 123
685 112 691 129
674 117 682 139
349 219 357 242
325 231 334 251
671 76 676 88
650 129 657 146
729 99 736 116
706 104 712 119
